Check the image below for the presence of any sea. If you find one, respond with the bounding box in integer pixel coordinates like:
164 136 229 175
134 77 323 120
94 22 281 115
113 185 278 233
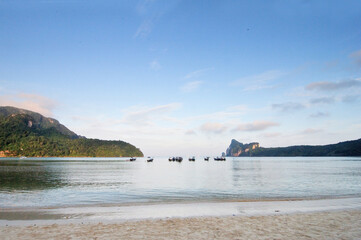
1 156 361 209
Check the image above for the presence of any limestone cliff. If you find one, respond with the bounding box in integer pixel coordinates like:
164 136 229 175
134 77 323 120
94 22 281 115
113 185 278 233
225 138 361 157
226 139 260 157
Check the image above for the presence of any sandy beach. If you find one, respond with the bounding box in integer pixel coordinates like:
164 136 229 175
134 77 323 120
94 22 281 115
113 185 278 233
1 210 360 240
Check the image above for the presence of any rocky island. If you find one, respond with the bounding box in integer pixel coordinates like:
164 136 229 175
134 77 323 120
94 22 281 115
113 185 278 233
226 138 361 157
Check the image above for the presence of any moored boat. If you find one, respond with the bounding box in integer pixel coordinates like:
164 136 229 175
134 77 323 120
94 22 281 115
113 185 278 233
214 157 226 161
169 157 183 162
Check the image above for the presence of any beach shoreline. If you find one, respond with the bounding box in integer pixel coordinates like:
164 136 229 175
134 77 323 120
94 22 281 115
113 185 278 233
1 197 361 226
1 209 361 240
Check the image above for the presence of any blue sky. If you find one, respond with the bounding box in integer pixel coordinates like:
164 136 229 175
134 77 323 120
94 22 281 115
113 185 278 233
1 0 361 156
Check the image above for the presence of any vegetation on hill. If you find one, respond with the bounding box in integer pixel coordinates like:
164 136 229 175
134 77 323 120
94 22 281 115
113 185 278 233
226 139 361 157
0 106 143 157
0 106 78 138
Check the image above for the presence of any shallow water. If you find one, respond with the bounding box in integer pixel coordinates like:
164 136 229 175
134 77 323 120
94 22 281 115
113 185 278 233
1 157 361 208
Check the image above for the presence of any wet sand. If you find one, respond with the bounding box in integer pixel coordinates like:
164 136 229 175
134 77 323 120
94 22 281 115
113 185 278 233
1 198 361 239
1 210 361 240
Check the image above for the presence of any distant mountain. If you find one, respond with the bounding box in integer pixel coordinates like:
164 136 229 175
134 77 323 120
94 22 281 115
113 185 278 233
226 139 361 157
0 106 78 138
0 106 143 157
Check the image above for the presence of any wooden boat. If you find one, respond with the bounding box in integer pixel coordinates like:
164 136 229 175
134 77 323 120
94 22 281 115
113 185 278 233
169 157 182 162
214 157 226 161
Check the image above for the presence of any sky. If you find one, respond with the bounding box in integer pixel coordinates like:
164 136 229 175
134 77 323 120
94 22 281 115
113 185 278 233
1 0 361 156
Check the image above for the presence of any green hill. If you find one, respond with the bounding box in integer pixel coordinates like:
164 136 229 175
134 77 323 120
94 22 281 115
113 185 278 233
226 139 361 157
0 106 143 157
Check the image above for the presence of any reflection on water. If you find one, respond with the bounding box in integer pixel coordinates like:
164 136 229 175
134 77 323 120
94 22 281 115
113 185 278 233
1 157 361 208
0 161 65 191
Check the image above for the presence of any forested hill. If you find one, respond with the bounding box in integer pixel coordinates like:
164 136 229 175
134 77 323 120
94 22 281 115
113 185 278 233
0 106 78 138
0 106 143 157
226 138 361 157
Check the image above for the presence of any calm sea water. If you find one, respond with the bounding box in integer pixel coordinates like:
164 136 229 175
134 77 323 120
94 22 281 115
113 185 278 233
1 157 361 208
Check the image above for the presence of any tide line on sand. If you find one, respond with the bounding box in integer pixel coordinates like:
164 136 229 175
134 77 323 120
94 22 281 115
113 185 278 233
1 210 361 240
1 197 361 226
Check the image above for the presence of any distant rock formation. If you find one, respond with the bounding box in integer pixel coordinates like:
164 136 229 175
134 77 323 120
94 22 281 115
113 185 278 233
226 139 260 156
226 138 361 157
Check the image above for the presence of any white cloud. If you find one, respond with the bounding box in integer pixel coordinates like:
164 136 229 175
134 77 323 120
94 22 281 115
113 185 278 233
185 130 196 135
134 19 154 39
226 105 248 112
134 0 177 39
301 128 323 134
0 92 58 117
184 68 212 79
180 81 203 93
342 94 360 103
306 79 361 91
310 111 330 118
231 70 285 90
200 122 228 134
121 103 181 126
149 60 161 70
272 102 305 112
309 97 335 105
262 132 282 138
232 121 279 132
350 49 361 66
136 0 155 15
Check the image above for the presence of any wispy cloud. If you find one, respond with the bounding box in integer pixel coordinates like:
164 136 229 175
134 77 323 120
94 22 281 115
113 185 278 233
272 102 305 112
149 59 161 70
0 92 58 117
310 111 330 118
122 103 181 126
200 122 228 134
301 128 323 135
185 130 196 135
306 79 361 91
350 49 361 66
133 0 178 39
180 81 203 93
231 70 285 90
342 94 360 103
184 104 251 124
136 0 155 15
309 97 335 105
262 132 282 138
232 121 279 132
184 68 212 79
134 19 154 39
133 0 158 39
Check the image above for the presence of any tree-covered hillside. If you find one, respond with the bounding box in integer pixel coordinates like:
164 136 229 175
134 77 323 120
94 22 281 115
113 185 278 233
0 106 78 138
0 106 143 157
